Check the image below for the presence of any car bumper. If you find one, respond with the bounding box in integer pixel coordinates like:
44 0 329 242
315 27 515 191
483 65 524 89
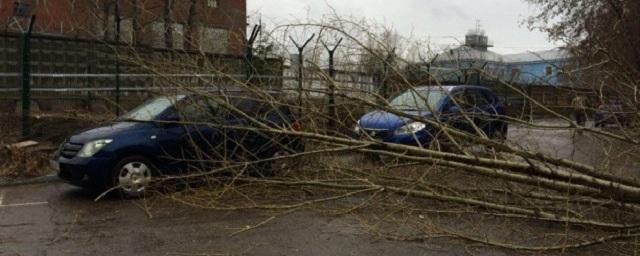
355 130 430 146
385 131 430 145
56 156 115 189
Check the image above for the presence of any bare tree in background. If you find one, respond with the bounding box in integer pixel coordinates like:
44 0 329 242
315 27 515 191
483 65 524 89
527 0 640 109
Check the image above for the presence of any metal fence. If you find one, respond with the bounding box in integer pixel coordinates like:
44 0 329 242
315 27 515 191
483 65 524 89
1 72 591 141
0 72 378 137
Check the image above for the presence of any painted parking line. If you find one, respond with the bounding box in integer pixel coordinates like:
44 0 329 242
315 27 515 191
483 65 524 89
0 202 48 208
0 190 48 208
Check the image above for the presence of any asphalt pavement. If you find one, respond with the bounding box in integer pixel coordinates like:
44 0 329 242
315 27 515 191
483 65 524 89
0 182 496 256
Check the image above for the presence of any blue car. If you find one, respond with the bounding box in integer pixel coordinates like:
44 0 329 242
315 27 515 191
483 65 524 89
355 85 508 147
54 91 303 196
594 104 633 127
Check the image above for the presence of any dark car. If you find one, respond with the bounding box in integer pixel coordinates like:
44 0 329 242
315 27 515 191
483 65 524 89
595 104 634 127
53 90 303 196
355 85 508 147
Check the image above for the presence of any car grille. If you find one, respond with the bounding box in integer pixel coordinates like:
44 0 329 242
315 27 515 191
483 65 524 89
362 128 392 139
60 142 84 158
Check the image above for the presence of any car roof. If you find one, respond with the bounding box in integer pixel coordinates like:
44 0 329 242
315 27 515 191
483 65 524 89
414 85 490 92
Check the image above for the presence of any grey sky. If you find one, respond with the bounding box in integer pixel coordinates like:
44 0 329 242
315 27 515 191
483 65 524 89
247 0 561 54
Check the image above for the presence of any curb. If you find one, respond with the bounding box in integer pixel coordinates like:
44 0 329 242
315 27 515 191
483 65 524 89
0 173 61 187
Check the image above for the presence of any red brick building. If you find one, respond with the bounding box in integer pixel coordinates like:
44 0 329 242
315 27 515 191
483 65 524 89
0 0 247 55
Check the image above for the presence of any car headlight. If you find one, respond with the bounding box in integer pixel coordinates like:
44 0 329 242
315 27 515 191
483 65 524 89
395 122 426 135
77 139 113 157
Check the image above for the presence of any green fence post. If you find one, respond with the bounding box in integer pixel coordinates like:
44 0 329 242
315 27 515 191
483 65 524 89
322 38 342 128
21 15 36 138
114 1 121 116
246 25 261 83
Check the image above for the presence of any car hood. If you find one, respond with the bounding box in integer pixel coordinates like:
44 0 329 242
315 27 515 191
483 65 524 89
69 121 154 144
359 110 432 131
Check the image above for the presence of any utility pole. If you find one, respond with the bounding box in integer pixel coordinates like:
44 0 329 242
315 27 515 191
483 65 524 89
289 34 315 117
20 15 36 138
322 38 342 127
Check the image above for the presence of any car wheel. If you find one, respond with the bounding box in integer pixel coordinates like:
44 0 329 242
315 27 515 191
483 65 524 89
112 156 156 197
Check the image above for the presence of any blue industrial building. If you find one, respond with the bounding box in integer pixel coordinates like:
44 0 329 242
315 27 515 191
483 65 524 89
429 28 571 87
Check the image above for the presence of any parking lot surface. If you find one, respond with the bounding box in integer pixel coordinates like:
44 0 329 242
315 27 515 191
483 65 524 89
0 182 502 256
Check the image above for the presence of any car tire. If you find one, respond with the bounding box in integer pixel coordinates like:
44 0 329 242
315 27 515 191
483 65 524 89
111 156 157 198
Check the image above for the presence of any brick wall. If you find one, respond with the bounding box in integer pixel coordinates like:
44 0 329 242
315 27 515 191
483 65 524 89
0 0 246 56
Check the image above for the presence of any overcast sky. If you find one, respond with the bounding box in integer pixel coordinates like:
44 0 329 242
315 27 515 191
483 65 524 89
247 0 561 54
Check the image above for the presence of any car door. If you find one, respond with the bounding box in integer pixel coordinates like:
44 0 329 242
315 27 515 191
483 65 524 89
442 90 475 134
220 99 268 164
466 89 497 136
157 96 221 172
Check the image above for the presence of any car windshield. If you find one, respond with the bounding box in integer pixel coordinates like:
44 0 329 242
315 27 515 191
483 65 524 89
390 89 446 111
120 95 184 121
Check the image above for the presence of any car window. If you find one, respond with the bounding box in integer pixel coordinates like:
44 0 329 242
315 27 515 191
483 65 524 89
450 91 472 109
120 95 184 121
175 97 219 122
468 90 492 107
390 89 446 111
463 93 478 107
238 99 281 115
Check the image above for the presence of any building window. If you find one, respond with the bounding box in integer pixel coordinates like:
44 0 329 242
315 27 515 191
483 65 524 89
149 22 185 49
207 0 218 8
172 23 185 50
199 27 229 54
151 22 165 48
545 65 553 76
93 14 116 40
557 69 569 83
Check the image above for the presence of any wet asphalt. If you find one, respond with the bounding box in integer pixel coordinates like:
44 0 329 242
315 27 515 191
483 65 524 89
1 182 505 256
